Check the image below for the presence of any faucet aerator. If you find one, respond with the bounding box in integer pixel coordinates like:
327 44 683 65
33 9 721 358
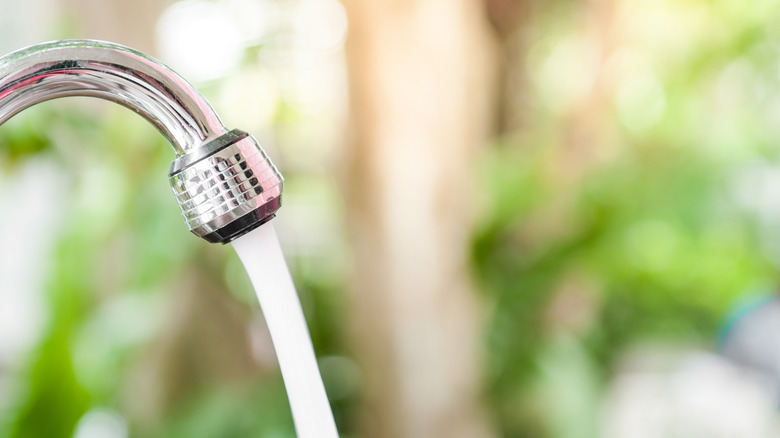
169 129 283 244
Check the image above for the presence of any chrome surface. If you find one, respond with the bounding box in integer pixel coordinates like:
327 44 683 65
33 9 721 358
0 39 227 154
0 40 283 243
169 131 283 239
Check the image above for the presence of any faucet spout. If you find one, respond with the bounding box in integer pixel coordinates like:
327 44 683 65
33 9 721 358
0 40 283 244
0 40 227 155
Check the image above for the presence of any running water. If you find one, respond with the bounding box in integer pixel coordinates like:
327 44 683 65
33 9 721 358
231 223 339 438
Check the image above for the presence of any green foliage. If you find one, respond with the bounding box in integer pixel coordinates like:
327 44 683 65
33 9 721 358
9 332 90 438
474 0 780 436
155 380 295 438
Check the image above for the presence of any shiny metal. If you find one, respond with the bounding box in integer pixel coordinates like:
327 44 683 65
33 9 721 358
169 130 283 243
0 40 283 243
0 40 226 154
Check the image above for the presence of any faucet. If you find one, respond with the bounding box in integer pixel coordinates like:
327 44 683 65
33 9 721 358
0 40 341 438
0 39 283 243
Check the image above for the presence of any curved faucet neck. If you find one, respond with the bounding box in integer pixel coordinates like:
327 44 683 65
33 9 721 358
0 40 228 155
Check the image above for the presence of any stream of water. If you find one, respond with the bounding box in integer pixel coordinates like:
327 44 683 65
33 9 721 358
232 222 340 438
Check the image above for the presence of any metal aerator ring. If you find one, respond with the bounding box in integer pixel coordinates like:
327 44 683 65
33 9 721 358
169 130 283 243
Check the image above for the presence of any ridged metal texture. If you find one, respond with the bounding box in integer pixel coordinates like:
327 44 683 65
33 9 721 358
169 131 283 241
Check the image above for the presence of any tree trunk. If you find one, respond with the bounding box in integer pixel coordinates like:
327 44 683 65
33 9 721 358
343 1 497 437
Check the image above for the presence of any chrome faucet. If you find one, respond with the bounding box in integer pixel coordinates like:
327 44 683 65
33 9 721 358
0 40 283 243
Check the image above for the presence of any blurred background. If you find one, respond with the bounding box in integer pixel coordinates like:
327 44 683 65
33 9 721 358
2 0 780 437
